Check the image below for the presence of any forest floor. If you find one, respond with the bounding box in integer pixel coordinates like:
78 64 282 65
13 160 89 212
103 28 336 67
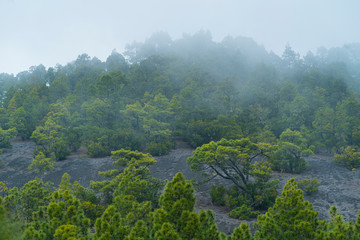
1 139 360 234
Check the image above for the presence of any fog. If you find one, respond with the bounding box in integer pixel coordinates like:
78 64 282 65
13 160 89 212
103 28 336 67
0 0 359 74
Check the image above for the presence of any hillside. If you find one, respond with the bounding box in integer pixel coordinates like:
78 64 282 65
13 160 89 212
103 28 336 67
1 33 360 238
1 139 360 234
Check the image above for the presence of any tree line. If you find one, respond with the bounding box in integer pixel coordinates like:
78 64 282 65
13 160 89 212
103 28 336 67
1 33 360 160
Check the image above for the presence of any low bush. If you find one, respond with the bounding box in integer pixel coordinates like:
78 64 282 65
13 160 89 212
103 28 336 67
334 146 360 170
0 127 17 148
297 178 320 195
211 184 268 220
146 139 174 156
211 185 246 208
269 129 313 174
210 185 226 206
87 141 110 158
228 204 260 220
109 129 143 151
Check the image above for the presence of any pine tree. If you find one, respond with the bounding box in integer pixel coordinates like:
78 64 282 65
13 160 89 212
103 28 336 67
178 211 202 239
323 206 360 239
126 220 150 240
0 203 23 240
20 178 52 220
198 210 220 240
154 222 181 240
254 178 324 240
159 172 195 225
24 191 90 240
231 222 253 240
28 151 55 174
155 172 222 239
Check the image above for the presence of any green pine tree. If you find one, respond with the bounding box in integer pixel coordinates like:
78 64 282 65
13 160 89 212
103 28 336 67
254 178 325 240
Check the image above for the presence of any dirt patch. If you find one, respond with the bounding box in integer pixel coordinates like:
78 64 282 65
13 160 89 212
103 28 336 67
274 154 360 222
0 141 114 188
1 140 360 234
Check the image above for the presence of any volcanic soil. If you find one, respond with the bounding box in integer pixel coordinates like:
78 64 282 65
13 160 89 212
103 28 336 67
1 139 360 234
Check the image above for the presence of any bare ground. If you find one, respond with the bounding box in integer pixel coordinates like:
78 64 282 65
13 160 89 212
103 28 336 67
1 140 360 234
0 140 114 188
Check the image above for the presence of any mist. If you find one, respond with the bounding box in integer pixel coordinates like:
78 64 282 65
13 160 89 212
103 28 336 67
2 1 360 237
1 0 359 74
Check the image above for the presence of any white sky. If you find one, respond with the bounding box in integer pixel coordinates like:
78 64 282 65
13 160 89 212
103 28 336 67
0 0 359 74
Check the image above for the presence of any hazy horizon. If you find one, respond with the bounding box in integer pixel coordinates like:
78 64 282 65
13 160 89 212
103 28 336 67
1 0 359 75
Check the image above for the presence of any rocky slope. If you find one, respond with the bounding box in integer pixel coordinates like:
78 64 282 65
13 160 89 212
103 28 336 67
1 140 360 234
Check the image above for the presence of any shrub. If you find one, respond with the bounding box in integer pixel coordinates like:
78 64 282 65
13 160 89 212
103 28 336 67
146 139 174 156
81 201 105 224
52 140 70 160
28 151 55 174
228 204 260 220
211 182 276 220
297 178 320 195
210 185 226 206
211 185 249 209
224 187 248 209
270 129 313 173
87 141 110 158
0 127 17 148
186 120 222 148
334 146 360 170
109 129 143 151
33 143 69 161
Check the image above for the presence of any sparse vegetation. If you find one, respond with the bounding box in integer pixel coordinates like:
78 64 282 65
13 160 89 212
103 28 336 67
297 178 320 195
334 146 360 170
28 151 55 174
